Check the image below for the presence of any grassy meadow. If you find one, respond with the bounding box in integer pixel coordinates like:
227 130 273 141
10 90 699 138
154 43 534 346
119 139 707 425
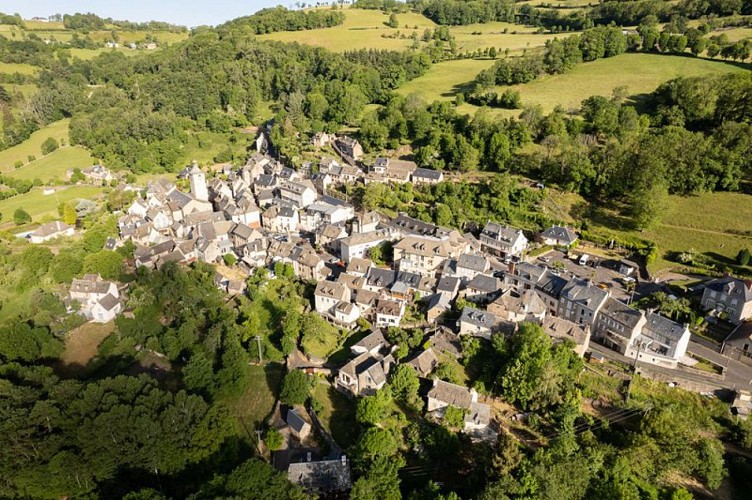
586 191 752 274
397 58 498 101
0 119 71 172
0 62 39 75
0 185 104 224
8 147 97 183
503 53 749 112
260 8 435 52
260 7 561 55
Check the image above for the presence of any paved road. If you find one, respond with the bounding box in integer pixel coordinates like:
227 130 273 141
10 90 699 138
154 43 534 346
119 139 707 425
588 341 749 391
687 341 752 389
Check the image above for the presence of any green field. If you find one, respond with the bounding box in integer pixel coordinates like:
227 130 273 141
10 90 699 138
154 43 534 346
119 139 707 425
588 191 752 274
260 7 561 55
397 58 498 102
260 8 435 52
712 27 752 43
505 53 749 112
8 147 97 183
68 47 144 60
0 119 71 172
0 185 103 224
0 62 38 75
450 21 568 54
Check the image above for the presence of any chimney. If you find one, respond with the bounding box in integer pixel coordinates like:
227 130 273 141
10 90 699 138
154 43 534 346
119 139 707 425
307 452 312 462
508 260 515 276
341 455 347 465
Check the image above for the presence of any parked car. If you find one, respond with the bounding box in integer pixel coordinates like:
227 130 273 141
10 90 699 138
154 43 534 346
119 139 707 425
538 256 551 263
578 254 590 266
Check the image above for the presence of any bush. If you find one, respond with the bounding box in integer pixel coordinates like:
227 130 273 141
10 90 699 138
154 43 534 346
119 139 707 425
223 253 238 266
41 137 59 155
265 428 283 451
13 208 31 225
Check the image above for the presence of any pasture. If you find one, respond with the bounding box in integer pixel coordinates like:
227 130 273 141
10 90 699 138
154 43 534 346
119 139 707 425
504 53 749 112
0 185 104 224
397 58 498 102
8 147 97 183
260 8 435 52
587 191 752 275
0 62 38 75
260 7 559 55
0 119 71 172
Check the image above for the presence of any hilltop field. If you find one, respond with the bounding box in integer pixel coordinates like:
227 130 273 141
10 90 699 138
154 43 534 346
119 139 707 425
259 8 564 54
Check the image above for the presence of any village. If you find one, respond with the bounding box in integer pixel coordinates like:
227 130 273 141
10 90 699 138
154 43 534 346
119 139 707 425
42 133 752 495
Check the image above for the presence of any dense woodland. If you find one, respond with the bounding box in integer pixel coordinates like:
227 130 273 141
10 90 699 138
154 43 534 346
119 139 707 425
0 1 752 498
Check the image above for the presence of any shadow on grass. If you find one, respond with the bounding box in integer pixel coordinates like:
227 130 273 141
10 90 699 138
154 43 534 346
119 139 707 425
326 329 371 366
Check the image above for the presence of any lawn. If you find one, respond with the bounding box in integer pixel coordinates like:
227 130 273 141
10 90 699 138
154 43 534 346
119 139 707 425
0 119 71 172
312 380 359 449
57 321 116 377
504 53 748 112
8 147 97 183
260 8 435 52
0 62 39 75
224 363 284 436
0 185 104 224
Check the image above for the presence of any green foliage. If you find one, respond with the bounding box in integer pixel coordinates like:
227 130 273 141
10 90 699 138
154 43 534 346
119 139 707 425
389 363 422 411
736 248 750 266
265 428 283 451
443 405 467 429
83 250 124 280
41 136 59 155
280 369 312 406
356 386 393 425
222 253 238 266
13 207 31 225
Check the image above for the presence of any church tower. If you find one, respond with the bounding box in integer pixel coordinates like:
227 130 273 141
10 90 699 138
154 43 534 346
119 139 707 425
189 161 208 202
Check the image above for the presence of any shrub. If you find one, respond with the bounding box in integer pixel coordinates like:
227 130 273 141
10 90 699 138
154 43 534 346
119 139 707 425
41 137 59 155
13 208 31 225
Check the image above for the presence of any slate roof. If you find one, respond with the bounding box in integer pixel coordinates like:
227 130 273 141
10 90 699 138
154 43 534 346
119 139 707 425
428 380 474 409
287 458 352 493
436 276 461 294
704 276 752 302
407 348 439 377
457 253 488 272
315 281 349 300
286 407 310 434
599 297 644 329
642 312 688 342
541 225 578 245
412 167 443 180
560 278 609 309
459 306 497 328
96 293 119 311
481 222 523 244
466 274 502 293
375 299 402 317
70 276 112 295
347 257 372 275
352 330 388 353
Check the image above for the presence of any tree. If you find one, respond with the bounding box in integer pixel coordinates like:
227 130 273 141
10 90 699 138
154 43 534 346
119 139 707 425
223 253 238 266
356 386 393 425
83 250 124 280
387 13 399 28
60 202 78 225
489 46 497 59
280 369 312 405
41 137 59 155
737 248 750 266
13 208 31 225
390 364 421 410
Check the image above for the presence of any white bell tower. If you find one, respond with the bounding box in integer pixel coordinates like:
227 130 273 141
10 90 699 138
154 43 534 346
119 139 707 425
189 161 208 202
